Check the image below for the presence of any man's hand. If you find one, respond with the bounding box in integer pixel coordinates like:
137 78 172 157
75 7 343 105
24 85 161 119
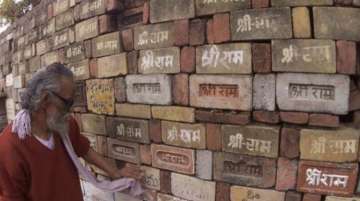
117 163 144 180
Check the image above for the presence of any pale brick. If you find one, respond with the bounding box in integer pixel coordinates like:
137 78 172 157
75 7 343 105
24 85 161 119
195 0 250 16
231 186 285 201
81 113 106 135
86 79 115 115
134 22 174 50
68 60 90 80
152 106 195 123
150 0 195 23
106 117 150 143
75 16 99 42
95 53 127 78
292 7 311 38
91 31 121 58
196 150 212 180
253 74 275 111
115 103 151 119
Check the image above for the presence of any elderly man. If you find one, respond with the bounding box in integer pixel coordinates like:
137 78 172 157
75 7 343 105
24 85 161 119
0 63 143 201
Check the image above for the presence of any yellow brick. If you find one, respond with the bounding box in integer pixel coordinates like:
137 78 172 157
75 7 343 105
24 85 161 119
115 103 151 119
151 106 195 123
292 7 311 38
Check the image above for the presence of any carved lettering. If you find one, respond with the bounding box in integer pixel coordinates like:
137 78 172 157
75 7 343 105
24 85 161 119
223 161 263 177
132 83 161 94
157 151 190 165
199 84 239 98
289 84 335 101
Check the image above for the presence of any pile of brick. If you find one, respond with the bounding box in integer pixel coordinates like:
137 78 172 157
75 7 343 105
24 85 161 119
1 0 360 200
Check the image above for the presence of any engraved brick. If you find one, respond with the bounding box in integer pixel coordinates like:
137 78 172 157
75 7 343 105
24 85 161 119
53 0 69 16
326 196 360 201
308 114 339 128
231 7 292 41
231 186 285 201
280 127 300 159
91 32 121 58
272 0 332 6
161 121 206 149
75 17 99 42
138 47 180 74
55 9 74 31
81 113 106 135
336 40 357 75
297 160 358 196
300 128 359 162
86 79 115 115
95 53 127 78
196 43 252 74
107 138 140 164
272 40 336 73
64 42 86 63
196 150 212 180
106 117 150 143
276 73 350 115
171 173 215 201
190 75 252 111
68 60 90 80
152 106 195 123
152 144 195 174
292 7 311 38
195 110 251 125
252 43 272 73
173 74 189 106
276 158 298 191
141 166 160 190
74 0 106 21
180 46 195 73
195 0 250 16
150 0 195 23
280 112 309 124
222 125 279 158
253 74 275 111
214 152 276 188
134 22 174 50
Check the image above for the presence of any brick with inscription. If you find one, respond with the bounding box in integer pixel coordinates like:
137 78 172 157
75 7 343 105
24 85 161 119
106 117 150 144
91 32 121 58
253 74 275 111
314 7 360 41
196 43 252 74
161 121 205 149
222 125 279 158
86 79 115 115
231 186 285 201
152 106 195 123
139 47 180 74
95 53 127 78
214 152 276 188
272 40 336 73
300 128 359 162
55 9 74 31
231 7 292 41
150 0 195 23
134 22 174 50
326 196 360 201
36 39 51 56
171 173 215 201
152 144 195 175
116 103 151 119
53 0 69 16
107 138 140 164
64 42 86 63
276 73 350 115
195 0 250 16
81 113 106 135
75 17 98 42
190 75 252 111
126 74 172 105
272 0 332 6
68 60 90 80
74 0 106 21
297 160 358 196
40 52 60 68
141 166 160 190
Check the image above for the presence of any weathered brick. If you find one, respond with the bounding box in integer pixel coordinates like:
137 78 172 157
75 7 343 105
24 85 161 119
206 123 222 151
271 0 332 6
253 74 275 111
150 0 195 23
115 103 151 119
334 0 353 5
126 74 172 105
216 182 230 201
160 170 171 194
64 42 86 63
161 121 205 149
231 186 285 201
134 22 174 50
308 114 339 128
302 193 321 201
195 110 250 125
152 106 195 123
190 75 252 111
297 161 358 196
337 40 357 75
213 13 230 43
40 51 60 68
300 128 359 162
114 77 126 102
74 0 106 21
231 7 292 40
91 32 121 58
149 119 162 143
157 193 190 201
81 113 106 135
252 0 270 8
285 191 301 201
75 17 98 41
138 47 180 74
140 145 152 165
152 144 195 174
272 40 336 73
127 51 138 74
280 112 309 124
195 0 250 16
107 138 140 163
98 14 117 34
196 150 212 180
173 74 189 105
141 166 160 190
95 53 127 78
86 79 115 115
121 29 134 51
292 7 311 38
174 20 189 46
326 196 360 201
189 19 205 46
314 7 360 41
252 43 271 73
276 158 298 191
142 1 149 24
280 127 300 159
73 82 87 107
196 43 252 74
53 0 69 16
206 19 214 44
253 111 280 124
180 46 195 73
55 9 74 31
277 73 350 115
222 125 280 158
171 173 215 201
214 152 276 188
106 117 150 143
68 60 90 80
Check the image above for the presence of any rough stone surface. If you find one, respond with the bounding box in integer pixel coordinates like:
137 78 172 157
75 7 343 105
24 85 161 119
253 74 275 111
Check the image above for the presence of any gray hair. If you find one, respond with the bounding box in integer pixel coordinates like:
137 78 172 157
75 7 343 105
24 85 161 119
20 62 74 112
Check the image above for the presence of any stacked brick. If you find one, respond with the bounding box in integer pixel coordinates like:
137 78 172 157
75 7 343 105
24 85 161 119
1 0 360 200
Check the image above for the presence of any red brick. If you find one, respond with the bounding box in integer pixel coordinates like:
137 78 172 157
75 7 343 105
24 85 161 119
48 3 53 19
276 158 297 191
285 191 302 201
253 110 280 124
160 170 171 194
216 182 230 201
180 46 195 73
252 43 271 73
106 0 122 12
206 123 222 151
122 29 134 51
280 111 309 124
337 40 357 74
89 59 97 78
174 19 189 46
252 0 270 8
189 19 205 46
99 14 117 34
213 13 230 43
149 119 162 143
127 51 138 74
140 144 152 165
173 74 189 105
142 1 149 24
280 127 300 159
207 19 214 44
302 193 321 201
195 110 250 125
309 113 339 128
114 77 126 102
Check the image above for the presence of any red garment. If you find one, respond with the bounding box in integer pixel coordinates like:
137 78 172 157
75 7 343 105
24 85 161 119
0 117 90 201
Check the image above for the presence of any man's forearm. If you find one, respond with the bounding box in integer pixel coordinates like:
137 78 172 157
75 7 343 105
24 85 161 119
82 148 120 178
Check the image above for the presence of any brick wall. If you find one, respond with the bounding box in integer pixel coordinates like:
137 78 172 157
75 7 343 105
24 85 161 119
1 0 360 200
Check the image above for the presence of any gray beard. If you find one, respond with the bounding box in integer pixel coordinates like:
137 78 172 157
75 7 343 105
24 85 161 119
46 113 70 137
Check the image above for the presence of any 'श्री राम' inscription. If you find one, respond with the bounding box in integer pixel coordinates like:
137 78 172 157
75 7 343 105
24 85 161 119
289 84 335 101
223 160 263 177
201 45 245 69
310 137 357 155
139 47 180 74
157 151 189 166
305 168 349 189
281 45 331 64
166 126 201 144
132 83 161 94
138 30 169 47
199 84 239 98
236 14 280 33
227 133 272 154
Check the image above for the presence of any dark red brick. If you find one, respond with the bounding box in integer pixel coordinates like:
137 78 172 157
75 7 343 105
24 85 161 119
180 46 195 73
189 19 205 46
216 182 230 201
174 19 189 46
276 158 297 191
252 43 271 73
309 113 339 128
253 111 280 124
252 0 270 8
213 13 230 43
280 127 300 159
337 40 357 74
149 119 162 143
206 123 222 151
122 29 134 51
173 74 189 106
280 111 309 124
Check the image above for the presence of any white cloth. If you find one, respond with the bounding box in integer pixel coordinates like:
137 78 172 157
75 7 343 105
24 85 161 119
34 133 55 150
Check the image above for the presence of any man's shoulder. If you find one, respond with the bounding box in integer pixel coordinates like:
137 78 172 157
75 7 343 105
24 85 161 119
0 123 23 158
